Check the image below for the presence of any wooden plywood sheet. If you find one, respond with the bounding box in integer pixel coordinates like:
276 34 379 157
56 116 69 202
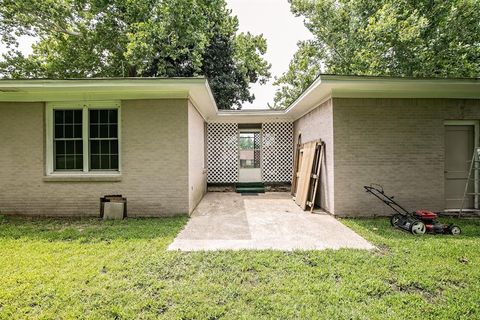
295 141 317 209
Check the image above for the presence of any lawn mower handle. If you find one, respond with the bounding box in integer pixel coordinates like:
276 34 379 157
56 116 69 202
363 185 411 216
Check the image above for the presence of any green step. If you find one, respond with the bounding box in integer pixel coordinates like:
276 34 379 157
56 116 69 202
236 182 264 188
236 187 265 194
235 182 265 193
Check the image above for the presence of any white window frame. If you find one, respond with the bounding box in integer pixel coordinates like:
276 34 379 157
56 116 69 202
46 101 122 176
237 128 263 183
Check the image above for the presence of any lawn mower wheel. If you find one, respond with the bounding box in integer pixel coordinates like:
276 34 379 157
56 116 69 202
448 225 461 235
410 221 426 235
390 214 402 227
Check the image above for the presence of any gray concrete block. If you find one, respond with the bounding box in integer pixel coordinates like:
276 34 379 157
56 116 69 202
103 202 125 220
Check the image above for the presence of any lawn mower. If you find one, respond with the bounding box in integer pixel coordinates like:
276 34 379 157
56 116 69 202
364 184 461 235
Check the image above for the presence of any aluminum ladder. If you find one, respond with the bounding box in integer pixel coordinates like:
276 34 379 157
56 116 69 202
459 147 480 217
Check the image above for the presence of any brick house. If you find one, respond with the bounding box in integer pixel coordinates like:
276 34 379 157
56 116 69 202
0 75 479 217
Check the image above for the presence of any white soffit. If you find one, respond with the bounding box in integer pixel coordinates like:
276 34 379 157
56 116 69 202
284 75 480 120
1 76 479 123
0 77 217 115
210 109 292 123
209 76 480 123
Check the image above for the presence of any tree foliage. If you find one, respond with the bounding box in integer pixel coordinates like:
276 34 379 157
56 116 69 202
0 0 271 109
274 0 480 108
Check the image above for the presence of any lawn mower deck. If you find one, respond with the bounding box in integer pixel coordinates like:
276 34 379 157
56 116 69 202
364 185 461 235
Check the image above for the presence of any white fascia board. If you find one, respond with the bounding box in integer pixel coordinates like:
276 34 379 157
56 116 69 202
208 111 294 123
188 80 219 120
0 79 218 114
281 75 480 121
281 76 334 120
283 75 325 113
3 76 479 123
329 79 480 99
0 77 208 89
212 109 293 123
217 110 286 116
0 89 190 102
318 76 480 99
0 78 220 121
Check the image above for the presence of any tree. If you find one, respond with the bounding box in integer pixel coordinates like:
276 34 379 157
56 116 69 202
0 0 271 109
203 30 270 109
274 0 480 108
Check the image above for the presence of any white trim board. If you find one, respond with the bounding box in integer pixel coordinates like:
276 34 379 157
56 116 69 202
2 76 480 124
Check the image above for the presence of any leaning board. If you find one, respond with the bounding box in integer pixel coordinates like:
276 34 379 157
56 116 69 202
294 141 317 210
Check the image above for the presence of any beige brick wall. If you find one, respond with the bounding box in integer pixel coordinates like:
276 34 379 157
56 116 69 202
0 99 189 217
188 101 207 213
293 99 335 213
333 98 480 217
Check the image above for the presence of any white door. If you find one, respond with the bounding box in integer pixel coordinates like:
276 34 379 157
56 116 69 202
238 131 262 182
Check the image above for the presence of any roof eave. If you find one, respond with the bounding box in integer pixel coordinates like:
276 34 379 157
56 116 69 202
282 75 480 121
0 78 218 119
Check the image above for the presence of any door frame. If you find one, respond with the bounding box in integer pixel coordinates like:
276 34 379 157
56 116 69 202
238 128 263 183
444 120 479 209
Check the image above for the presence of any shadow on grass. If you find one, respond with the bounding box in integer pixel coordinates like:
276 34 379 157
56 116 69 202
0 215 188 242
342 217 480 242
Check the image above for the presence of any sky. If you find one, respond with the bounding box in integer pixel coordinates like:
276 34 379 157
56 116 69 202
227 0 312 108
0 0 312 109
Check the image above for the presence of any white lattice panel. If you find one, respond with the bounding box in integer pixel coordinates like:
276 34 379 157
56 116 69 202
262 122 294 183
207 123 239 183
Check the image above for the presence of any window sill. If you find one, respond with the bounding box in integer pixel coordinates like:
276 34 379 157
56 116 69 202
43 174 122 182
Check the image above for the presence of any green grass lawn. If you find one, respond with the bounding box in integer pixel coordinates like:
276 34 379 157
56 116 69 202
0 215 479 320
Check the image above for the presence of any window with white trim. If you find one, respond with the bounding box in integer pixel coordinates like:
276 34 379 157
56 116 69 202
46 102 121 174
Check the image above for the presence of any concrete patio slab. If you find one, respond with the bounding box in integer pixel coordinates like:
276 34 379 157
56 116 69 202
168 192 374 251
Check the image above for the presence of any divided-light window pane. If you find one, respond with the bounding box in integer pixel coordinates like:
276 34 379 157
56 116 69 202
239 132 261 168
54 109 83 170
89 109 119 170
